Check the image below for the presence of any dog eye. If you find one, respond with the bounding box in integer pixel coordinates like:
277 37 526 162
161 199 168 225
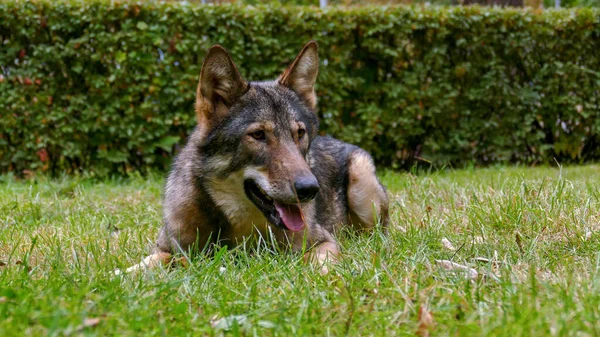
249 130 266 141
298 128 306 139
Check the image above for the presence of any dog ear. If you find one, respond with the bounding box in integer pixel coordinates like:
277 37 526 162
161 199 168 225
279 41 319 110
196 45 248 124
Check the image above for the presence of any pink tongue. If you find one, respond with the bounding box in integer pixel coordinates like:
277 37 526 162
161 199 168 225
274 202 305 232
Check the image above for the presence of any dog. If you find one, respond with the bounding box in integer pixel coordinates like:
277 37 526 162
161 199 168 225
117 41 389 275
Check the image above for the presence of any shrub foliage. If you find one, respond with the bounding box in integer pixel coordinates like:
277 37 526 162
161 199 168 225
1 1 600 175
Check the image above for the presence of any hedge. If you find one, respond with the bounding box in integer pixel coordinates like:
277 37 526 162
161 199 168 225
1 1 600 176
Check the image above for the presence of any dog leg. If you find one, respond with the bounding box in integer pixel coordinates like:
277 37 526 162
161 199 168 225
304 241 339 275
113 252 172 276
347 149 389 231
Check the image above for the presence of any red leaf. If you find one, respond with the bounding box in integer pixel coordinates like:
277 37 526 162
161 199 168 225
37 148 49 163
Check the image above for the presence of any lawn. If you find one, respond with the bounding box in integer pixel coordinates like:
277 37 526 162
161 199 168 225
1 166 599 336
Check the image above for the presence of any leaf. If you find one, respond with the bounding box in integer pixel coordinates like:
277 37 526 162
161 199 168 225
82 317 102 328
105 150 128 163
435 260 478 280
257 320 276 329
211 315 249 331
417 306 434 337
155 136 180 152
441 238 456 251
72 317 102 332
115 52 126 63
136 21 148 30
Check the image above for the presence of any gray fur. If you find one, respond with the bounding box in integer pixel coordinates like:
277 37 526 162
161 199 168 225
154 42 389 265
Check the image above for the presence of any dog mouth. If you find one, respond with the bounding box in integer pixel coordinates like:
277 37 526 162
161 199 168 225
243 180 305 232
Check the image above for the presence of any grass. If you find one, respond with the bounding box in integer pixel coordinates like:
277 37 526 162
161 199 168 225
1 165 599 336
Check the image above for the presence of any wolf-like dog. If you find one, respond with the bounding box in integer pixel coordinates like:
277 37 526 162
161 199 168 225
119 41 389 274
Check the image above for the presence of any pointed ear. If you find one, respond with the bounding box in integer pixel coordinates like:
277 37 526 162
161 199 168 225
278 41 319 110
195 45 248 124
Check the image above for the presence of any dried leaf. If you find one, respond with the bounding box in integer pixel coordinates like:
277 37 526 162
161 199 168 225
211 315 248 331
515 232 524 255
73 317 102 332
417 306 434 337
82 318 101 328
14 260 32 272
257 320 276 329
435 260 478 280
395 225 407 233
473 257 504 266
471 258 502 282
441 238 456 251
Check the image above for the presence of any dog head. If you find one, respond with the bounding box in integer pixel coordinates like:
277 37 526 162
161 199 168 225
195 42 321 232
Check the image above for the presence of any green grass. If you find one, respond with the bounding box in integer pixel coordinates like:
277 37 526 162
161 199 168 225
1 166 599 336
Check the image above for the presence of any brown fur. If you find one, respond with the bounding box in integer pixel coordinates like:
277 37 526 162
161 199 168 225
115 41 389 276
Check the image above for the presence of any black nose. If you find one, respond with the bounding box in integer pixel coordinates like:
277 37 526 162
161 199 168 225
294 176 320 202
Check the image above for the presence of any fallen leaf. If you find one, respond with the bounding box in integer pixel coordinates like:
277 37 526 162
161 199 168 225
211 315 248 331
435 260 478 280
473 236 485 244
73 317 102 332
82 317 101 328
417 306 434 337
515 232 524 255
257 320 275 329
441 238 456 251
395 225 407 233
473 257 504 266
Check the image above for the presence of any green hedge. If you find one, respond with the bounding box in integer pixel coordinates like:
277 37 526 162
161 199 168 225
1 1 600 175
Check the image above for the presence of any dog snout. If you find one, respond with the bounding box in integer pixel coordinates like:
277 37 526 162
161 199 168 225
293 175 320 202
